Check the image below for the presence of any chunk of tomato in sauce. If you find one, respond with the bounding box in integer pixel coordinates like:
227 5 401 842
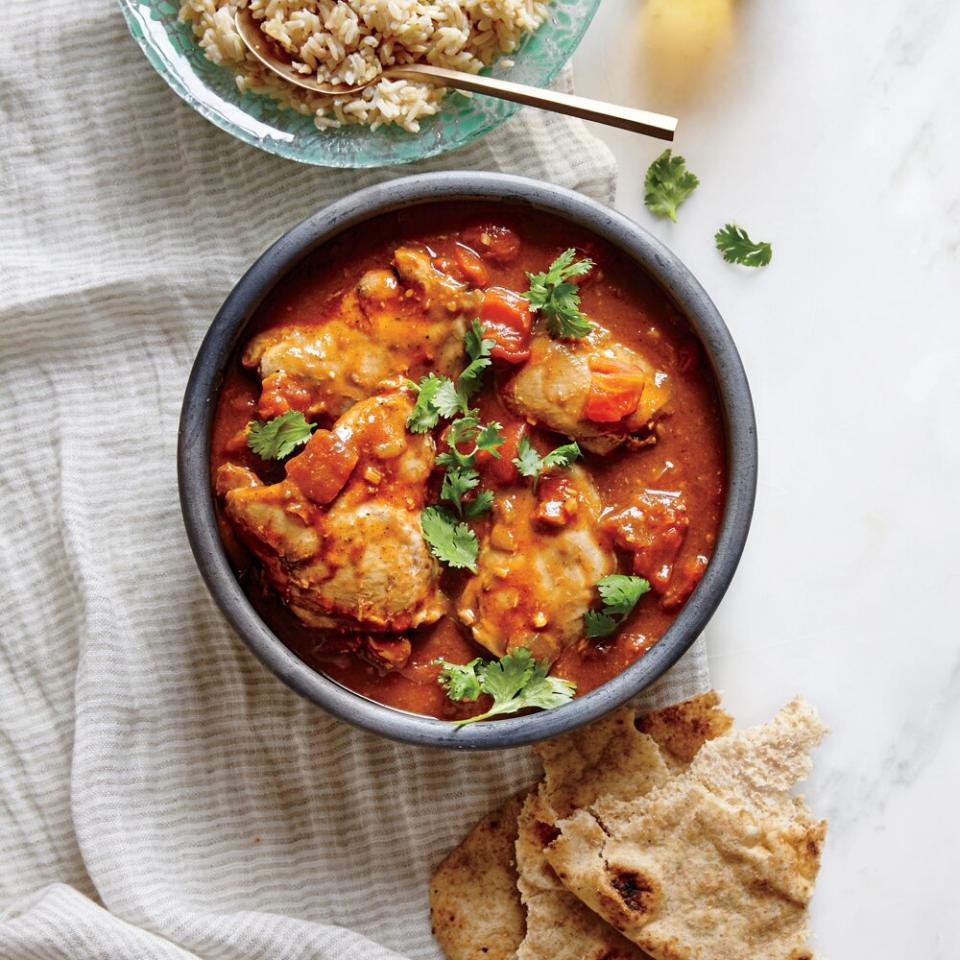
583 356 646 423
661 555 708 611
285 428 359 505
257 371 314 420
453 242 490 288
602 493 690 592
462 224 521 264
535 475 580 527
479 287 532 364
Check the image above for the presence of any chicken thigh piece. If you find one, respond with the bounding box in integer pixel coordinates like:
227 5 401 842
501 326 672 456
244 246 482 421
456 467 616 666
217 391 447 632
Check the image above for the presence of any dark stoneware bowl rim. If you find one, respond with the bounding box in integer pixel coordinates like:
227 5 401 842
178 171 757 750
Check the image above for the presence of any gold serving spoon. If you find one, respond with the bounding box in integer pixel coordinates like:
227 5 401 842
235 9 677 140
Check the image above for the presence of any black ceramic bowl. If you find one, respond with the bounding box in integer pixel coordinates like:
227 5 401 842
178 172 757 750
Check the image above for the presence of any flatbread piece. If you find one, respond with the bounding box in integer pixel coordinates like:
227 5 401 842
545 698 827 960
430 793 527 960
511 692 732 960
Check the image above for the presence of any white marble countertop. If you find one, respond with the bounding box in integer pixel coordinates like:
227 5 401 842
574 1 960 955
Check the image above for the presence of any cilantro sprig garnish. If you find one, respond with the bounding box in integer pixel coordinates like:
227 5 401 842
436 648 576 726
437 658 484 702
526 249 594 339
642 155 773 267
420 505 480 572
421 421 498 569
583 574 651 639
458 319 495 403
247 410 315 460
644 149 700 222
440 467 495 521
406 373 446 433
513 436 581 491
436 414 503 518
411 327 503 567
406 320 495 431
419 422 501 565
715 224 773 268
440 467 481 517
438 417 504 469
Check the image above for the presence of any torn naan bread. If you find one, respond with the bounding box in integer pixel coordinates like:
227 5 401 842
430 794 526 960
515 791 647 960
545 698 827 960
537 691 733 821
512 692 732 960
636 689 736 766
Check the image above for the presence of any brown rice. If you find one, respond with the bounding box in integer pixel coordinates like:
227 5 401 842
178 0 550 132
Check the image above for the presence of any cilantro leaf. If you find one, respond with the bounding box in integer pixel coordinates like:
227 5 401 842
541 285 593 339
404 325 497 435
526 249 594 339
584 574 651 639
521 674 580 711
436 658 483 702
464 317 490 361
406 326 503 521
584 610 619 639
406 374 446 433
436 416 502 506
541 442 582 472
474 421 505 457
444 413 482 454
714 224 772 268
436 647 577 726
463 489 494 519
513 436 582 487
437 415 484 472
420 505 479 572
433 378 468 419
513 436 544 480
437 418 501 517
459 319 495 402
477 648 537 707
247 410 315 460
408 324 494 432
440 466 481 516
644 149 700 222
597 574 651 617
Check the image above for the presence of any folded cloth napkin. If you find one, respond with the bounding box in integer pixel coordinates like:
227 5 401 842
0 4 709 957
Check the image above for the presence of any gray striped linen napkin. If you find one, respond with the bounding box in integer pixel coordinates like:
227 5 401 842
0 4 709 957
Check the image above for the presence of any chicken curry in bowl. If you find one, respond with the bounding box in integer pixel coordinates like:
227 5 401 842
210 204 725 724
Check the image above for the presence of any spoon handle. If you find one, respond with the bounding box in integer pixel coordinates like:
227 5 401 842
386 65 677 140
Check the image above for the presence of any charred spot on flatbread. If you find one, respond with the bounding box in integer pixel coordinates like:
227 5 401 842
608 867 658 916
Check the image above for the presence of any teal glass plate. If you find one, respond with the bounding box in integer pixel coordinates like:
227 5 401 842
119 0 601 168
